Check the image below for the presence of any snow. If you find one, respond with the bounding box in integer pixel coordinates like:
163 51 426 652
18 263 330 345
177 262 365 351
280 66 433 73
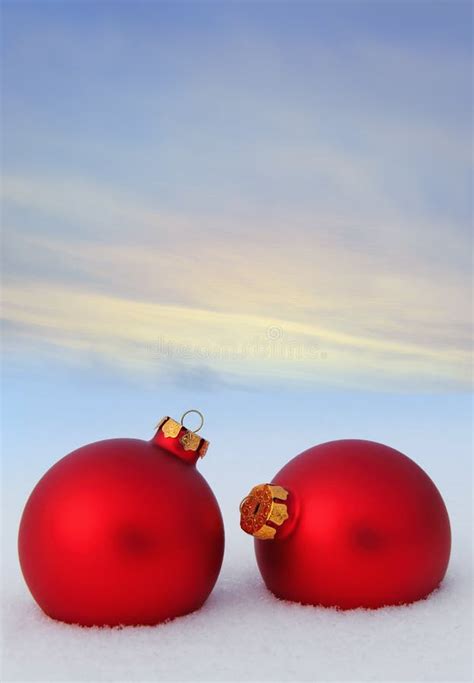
2 390 472 682
2 481 472 683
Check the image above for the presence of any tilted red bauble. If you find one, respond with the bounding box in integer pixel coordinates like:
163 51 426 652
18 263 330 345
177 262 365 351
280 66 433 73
240 440 450 609
18 411 224 626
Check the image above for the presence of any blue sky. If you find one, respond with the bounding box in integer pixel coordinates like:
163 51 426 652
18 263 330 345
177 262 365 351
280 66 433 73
1 1 472 430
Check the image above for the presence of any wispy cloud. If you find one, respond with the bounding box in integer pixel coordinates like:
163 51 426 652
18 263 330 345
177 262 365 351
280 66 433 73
2 278 469 390
2 5 470 391
2 174 470 391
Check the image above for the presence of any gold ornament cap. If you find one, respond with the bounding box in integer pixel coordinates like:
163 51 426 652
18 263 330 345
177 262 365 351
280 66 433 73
153 410 209 464
240 483 289 540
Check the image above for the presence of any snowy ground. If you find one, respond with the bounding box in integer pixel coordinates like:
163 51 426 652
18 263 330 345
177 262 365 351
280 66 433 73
1 389 472 682
2 477 472 683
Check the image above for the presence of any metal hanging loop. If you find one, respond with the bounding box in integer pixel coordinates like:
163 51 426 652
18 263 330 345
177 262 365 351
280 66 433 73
180 409 204 434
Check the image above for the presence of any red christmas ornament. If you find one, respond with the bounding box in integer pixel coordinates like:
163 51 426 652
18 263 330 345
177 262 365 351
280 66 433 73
240 439 450 609
19 410 224 626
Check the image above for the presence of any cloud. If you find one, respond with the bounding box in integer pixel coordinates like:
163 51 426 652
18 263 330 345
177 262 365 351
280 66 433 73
2 174 470 394
2 261 470 392
1 13 470 392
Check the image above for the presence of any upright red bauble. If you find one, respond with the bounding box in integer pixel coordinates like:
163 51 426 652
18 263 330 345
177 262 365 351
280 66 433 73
19 412 224 626
240 440 450 609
